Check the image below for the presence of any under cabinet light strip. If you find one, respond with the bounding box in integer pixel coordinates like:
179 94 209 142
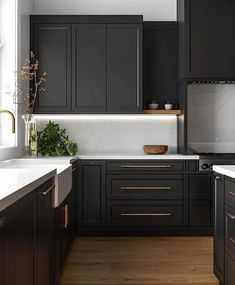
33 114 177 121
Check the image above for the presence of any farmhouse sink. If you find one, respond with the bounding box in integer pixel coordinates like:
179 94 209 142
0 158 72 208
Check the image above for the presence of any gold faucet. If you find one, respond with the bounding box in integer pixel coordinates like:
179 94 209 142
0 110 16 133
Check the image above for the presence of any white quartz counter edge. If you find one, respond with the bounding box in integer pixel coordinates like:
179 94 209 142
76 154 200 160
0 168 56 212
213 165 235 179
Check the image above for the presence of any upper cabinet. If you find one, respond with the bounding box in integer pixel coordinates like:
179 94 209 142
32 24 72 113
107 24 142 113
144 22 178 109
31 16 143 114
178 0 235 81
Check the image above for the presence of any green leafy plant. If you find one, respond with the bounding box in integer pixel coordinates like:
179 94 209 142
37 121 78 156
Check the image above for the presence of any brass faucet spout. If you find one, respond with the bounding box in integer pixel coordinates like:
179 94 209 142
0 110 16 133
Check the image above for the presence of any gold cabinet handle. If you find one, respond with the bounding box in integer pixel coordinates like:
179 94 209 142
230 237 235 244
72 168 77 172
39 184 55 196
215 176 221 180
121 213 171 217
121 164 172 169
62 205 69 228
230 192 235 197
121 186 171 190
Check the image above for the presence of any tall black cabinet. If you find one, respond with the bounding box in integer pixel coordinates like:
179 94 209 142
178 0 235 81
31 16 143 114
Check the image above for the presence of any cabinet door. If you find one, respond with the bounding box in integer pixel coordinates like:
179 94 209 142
189 174 211 200
0 192 34 285
77 161 106 227
144 22 178 109
107 24 143 113
61 188 75 260
32 24 72 113
225 253 235 285
189 1 235 79
213 174 225 284
35 179 54 285
72 24 107 112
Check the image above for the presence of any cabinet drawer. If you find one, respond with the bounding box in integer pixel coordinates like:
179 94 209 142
225 179 235 209
107 161 183 172
225 207 235 260
107 174 183 200
108 201 183 227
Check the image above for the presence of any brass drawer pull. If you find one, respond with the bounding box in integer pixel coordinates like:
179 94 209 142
215 176 221 180
226 212 235 220
121 213 171 217
121 186 171 190
40 184 55 196
230 237 235 244
121 164 172 169
230 191 235 197
62 205 69 228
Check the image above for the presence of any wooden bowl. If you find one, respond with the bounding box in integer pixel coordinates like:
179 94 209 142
143 145 168 155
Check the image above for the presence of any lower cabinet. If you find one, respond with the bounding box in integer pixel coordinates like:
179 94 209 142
77 160 106 228
188 174 212 227
213 173 225 284
75 160 213 235
0 178 54 285
225 253 235 285
0 192 35 285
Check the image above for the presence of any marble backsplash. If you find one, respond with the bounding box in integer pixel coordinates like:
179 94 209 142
188 84 235 153
36 116 178 155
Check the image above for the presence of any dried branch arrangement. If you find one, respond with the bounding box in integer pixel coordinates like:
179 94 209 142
13 52 46 113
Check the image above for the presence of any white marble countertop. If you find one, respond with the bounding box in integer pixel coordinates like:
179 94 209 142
76 154 200 160
213 165 235 179
0 168 56 212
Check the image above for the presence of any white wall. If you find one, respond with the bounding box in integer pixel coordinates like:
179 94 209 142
0 0 34 161
33 0 177 21
36 116 178 155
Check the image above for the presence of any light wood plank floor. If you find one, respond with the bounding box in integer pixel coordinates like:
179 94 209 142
59 237 219 285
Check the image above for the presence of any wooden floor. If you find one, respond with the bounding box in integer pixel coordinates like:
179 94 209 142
59 237 219 285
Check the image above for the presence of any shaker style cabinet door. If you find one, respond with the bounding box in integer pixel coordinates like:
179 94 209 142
72 24 107 112
32 24 72 113
107 24 143 113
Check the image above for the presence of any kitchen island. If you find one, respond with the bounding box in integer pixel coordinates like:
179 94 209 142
213 165 235 285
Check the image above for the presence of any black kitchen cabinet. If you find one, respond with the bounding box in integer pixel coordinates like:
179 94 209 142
144 22 178 109
31 16 143 114
35 179 54 285
0 192 34 285
72 24 107 112
225 253 235 285
107 24 143 112
77 161 106 229
178 0 235 81
32 23 72 113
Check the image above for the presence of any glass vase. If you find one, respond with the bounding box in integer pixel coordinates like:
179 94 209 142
22 114 37 157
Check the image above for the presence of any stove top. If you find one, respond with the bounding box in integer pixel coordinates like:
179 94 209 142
198 154 235 171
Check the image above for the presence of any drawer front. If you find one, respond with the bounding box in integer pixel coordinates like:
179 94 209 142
225 207 235 260
225 179 235 209
107 174 183 200
225 253 235 285
108 202 183 227
107 161 184 172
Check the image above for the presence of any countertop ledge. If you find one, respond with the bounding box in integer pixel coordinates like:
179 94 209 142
0 168 56 212
213 165 235 179
76 154 200 160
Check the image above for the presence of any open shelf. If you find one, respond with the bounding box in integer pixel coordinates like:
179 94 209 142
144 110 182 115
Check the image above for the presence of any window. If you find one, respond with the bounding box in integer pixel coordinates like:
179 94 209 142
0 0 17 147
